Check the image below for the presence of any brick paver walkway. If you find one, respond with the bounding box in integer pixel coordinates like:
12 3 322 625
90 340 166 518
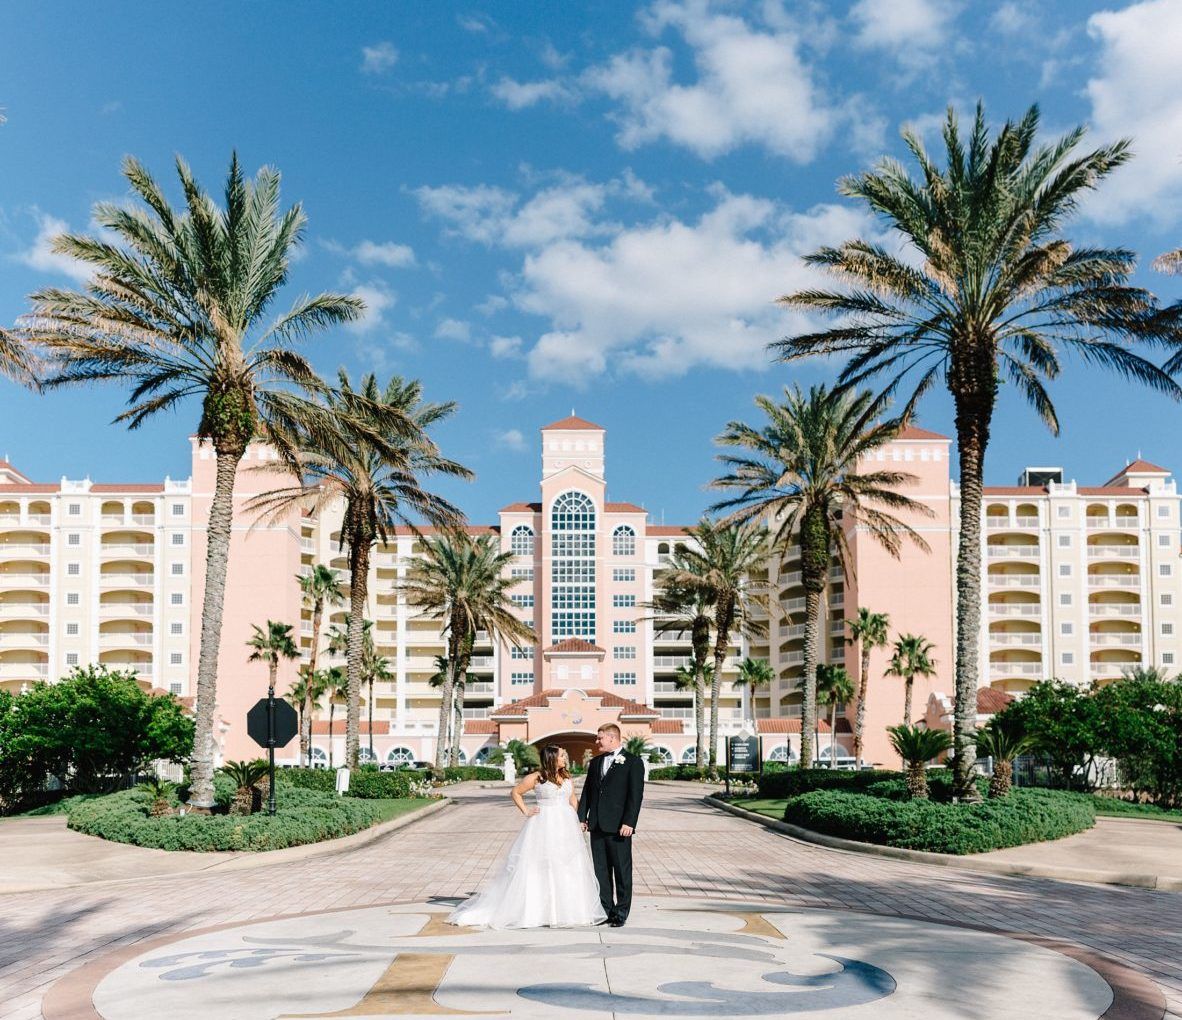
2 781 1180 1019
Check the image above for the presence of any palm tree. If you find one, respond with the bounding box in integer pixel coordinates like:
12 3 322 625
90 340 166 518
886 633 937 727
773 104 1182 800
246 621 299 700
297 564 344 763
661 519 769 766
219 759 268 816
17 155 367 809
249 373 470 770
285 671 321 766
711 384 931 768
733 657 775 719
364 643 393 763
846 609 890 768
976 716 1032 798
402 531 536 767
673 661 714 764
322 667 348 768
624 735 659 762
888 725 953 800
650 555 716 769
815 663 855 768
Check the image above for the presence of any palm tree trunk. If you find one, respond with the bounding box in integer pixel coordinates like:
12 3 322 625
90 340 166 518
854 644 870 769
829 702 837 768
691 616 710 769
709 601 733 769
328 702 335 769
450 677 465 767
303 596 324 766
800 587 821 769
906 762 928 800
952 407 988 803
345 532 372 770
187 446 245 810
367 677 375 762
904 677 913 727
434 622 460 769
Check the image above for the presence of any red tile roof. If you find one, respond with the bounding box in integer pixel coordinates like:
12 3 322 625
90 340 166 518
545 638 605 654
895 424 949 441
541 415 604 431
491 687 659 719
605 502 646 513
465 720 498 734
500 502 542 513
756 718 852 734
1105 459 1169 485
311 721 383 734
977 688 1015 715
648 525 690 536
650 719 684 734
0 484 58 493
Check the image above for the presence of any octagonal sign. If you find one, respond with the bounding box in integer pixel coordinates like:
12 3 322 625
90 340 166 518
246 697 299 749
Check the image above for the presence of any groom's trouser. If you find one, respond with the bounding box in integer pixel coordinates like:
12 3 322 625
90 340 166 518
590 828 633 920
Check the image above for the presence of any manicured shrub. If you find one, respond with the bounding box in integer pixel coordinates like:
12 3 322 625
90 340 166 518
65 785 393 852
782 787 1095 855
648 765 711 781
756 768 902 799
276 767 337 793
440 766 504 782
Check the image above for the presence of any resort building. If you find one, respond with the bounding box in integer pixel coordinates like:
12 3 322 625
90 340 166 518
1 416 1178 769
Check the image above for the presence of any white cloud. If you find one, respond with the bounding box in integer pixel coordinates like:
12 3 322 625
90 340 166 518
457 13 493 33
990 2 1033 34
361 42 398 74
495 428 526 451
508 189 881 383
345 281 396 334
17 212 91 283
491 77 577 110
850 0 958 55
476 294 510 316
1083 0 1182 225
353 239 417 268
489 335 523 359
434 318 472 342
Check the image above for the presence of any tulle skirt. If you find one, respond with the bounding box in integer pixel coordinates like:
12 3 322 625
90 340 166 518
447 803 607 929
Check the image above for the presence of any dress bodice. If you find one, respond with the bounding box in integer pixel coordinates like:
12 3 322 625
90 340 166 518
534 778 572 807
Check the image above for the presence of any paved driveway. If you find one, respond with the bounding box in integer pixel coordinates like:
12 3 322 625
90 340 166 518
2 782 1180 1019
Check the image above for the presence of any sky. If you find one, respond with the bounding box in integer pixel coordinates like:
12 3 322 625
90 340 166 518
2 0 1182 525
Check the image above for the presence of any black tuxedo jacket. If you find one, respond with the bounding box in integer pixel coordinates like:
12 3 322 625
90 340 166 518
578 751 644 833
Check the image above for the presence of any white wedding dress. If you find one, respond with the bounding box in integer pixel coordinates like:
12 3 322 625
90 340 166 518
448 778 607 929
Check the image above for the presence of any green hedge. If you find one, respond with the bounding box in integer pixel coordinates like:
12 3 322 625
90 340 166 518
756 768 902 799
66 786 391 852
441 766 504 782
782 787 1095 855
648 765 712 781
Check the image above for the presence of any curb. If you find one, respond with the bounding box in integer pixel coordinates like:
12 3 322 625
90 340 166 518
0 797 453 896
705 795 1182 893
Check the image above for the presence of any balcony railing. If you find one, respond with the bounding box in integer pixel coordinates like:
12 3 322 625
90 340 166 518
1089 633 1142 646
0 603 49 616
1087 575 1140 588
653 681 692 694
986 516 1039 528
1087 517 1138 529
468 655 495 669
461 707 490 719
0 632 48 646
105 662 153 675
100 632 153 645
989 633 1041 646
1087 546 1139 559
988 662 1043 677
653 655 692 669
989 604 1040 616
0 663 49 679
0 544 50 557
26 514 52 525
465 681 494 695
100 543 154 557
779 623 805 639
100 602 153 616
0 574 50 587
987 546 1040 558
1088 603 1140 617
988 574 1040 587
100 573 154 586
657 707 695 719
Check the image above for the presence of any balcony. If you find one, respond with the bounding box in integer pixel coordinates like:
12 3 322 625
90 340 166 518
1090 633 1142 647
0 544 50 558
989 633 1042 647
0 603 49 617
988 545 1040 559
104 661 153 676
100 543 154 557
100 573 154 587
100 631 153 646
0 663 49 681
988 575 1040 588
657 707 695 719
26 514 52 526
1087 517 1138 529
300 538 315 552
468 655 495 669
1087 546 1139 559
1087 575 1140 589
653 681 692 695
653 655 693 669
465 681 494 695
989 604 1040 617
779 623 805 639
1088 603 1140 618
986 516 1039 529
0 573 50 588
100 601 153 616
0 631 48 648
461 707 491 719
989 662 1043 678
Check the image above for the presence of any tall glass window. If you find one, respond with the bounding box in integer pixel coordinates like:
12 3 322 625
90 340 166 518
612 525 636 556
551 491 596 641
510 525 535 556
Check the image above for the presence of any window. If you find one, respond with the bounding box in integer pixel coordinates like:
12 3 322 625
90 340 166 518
550 492 596 641
1061 652 1074 665
170 562 184 576
1057 506 1070 518
1057 535 1071 547
613 672 637 685
613 594 636 608
1058 564 1071 577
169 652 183 665
1160 564 1172 577
510 646 533 660
66 592 80 606
68 503 81 516
510 526 535 557
65 652 79 666
67 533 80 547
612 525 636 557
385 746 415 766
170 533 184 546
612 567 635 582
1060 622 1073 635
1163 623 1174 636
169 682 183 695
1059 593 1072 606
170 622 184 636
1164 653 1176 665
1158 505 1170 518
511 593 535 608
1162 593 1174 607
613 620 636 634
613 645 636 660
511 567 534 581
66 622 79 636
170 592 184 606
510 672 534 685
1160 534 1172 547
67 562 80 576
171 503 185 517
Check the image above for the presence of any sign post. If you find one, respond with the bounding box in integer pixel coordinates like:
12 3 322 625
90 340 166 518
247 693 299 816
726 733 761 798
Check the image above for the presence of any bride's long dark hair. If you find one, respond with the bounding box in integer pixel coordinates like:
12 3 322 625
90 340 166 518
538 744 570 786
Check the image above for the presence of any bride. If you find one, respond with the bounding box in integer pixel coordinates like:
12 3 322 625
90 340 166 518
448 745 607 929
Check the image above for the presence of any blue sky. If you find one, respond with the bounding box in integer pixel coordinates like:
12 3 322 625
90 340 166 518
2 0 1181 523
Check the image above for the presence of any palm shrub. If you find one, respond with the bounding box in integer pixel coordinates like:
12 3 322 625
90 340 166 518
816 664 855 767
624 735 661 763
487 739 540 774
17 155 371 809
886 633 937 726
219 759 268 816
887 725 953 800
846 609 890 768
733 657 774 718
711 385 931 766
976 717 1032 798
773 104 1182 800
138 778 176 819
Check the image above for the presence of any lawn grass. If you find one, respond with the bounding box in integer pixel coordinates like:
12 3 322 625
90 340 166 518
729 797 787 819
366 797 434 824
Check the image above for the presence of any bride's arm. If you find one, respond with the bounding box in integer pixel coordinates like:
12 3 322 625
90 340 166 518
510 772 541 817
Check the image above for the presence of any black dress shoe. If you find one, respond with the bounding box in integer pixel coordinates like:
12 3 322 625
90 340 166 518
609 917 625 927
595 917 612 926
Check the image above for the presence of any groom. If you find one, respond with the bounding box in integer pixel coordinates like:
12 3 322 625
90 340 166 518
578 723 644 927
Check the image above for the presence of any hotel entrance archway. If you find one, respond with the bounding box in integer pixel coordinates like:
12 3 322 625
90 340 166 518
533 731 598 769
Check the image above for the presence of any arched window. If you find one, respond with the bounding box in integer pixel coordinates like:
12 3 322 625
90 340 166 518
817 742 851 763
511 525 535 557
766 744 795 763
358 746 377 763
551 492 596 641
455 748 468 765
612 525 636 557
310 746 328 767
473 745 495 765
680 746 697 764
384 746 415 767
650 746 673 765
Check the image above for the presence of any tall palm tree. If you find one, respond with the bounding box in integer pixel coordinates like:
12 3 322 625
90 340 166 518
649 555 715 769
673 661 714 764
364 642 393 763
249 372 470 769
886 633 937 726
732 657 775 719
427 654 455 760
322 667 348 768
815 663 855 768
711 385 931 768
888 725 953 799
402 532 536 767
246 621 299 697
16 155 367 809
286 671 319 766
846 608 891 768
661 519 769 766
772 104 1182 800
296 564 344 763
